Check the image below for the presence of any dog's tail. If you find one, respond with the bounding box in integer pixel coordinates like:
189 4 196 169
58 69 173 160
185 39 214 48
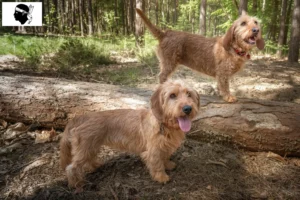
60 129 72 171
136 8 164 40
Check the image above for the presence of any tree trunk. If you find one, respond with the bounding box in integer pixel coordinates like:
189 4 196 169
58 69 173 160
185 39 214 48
135 0 145 47
53 0 58 33
232 0 239 11
238 0 248 15
277 0 288 58
1 75 300 156
173 0 177 25
155 0 159 25
71 0 75 34
199 0 207 36
129 0 135 34
269 0 280 41
79 0 84 36
115 0 119 34
252 0 258 13
284 0 293 46
288 0 300 63
87 0 93 35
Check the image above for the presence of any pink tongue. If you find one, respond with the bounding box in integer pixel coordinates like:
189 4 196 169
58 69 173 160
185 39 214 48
177 117 192 132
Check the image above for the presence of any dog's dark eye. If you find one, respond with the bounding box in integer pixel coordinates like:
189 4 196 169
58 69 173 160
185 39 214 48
241 21 246 26
187 92 192 97
170 93 176 99
254 21 258 25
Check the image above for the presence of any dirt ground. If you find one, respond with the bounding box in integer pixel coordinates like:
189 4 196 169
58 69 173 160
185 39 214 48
0 55 300 200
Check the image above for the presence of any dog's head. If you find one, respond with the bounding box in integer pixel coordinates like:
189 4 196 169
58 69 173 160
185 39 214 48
223 11 265 51
150 80 200 132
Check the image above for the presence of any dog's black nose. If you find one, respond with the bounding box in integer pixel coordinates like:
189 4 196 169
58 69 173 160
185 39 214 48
252 28 259 33
182 105 192 115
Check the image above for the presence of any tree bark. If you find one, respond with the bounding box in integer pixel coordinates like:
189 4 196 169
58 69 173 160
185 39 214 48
288 0 300 63
277 0 288 58
173 0 177 25
252 0 258 13
199 0 207 36
1 74 300 156
284 0 293 46
87 0 93 35
155 0 159 25
79 0 84 36
135 0 145 47
238 0 248 15
269 0 280 41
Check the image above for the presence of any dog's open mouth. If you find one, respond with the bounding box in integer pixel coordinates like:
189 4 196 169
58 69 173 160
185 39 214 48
177 116 192 132
246 35 257 45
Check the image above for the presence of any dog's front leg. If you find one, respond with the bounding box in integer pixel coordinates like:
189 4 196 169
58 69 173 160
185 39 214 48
216 75 237 103
141 150 170 184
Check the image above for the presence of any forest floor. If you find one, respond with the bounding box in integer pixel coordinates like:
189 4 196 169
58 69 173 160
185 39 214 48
0 54 300 200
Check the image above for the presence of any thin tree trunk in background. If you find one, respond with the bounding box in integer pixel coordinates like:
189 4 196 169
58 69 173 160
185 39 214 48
262 0 266 11
148 0 151 17
199 0 207 36
155 0 159 25
161 0 165 27
121 0 126 35
232 0 239 10
79 0 84 36
53 0 58 33
173 0 177 25
252 0 258 13
288 0 300 63
238 0 248 15
71 0 75 34
166 0 170 23
270 0 280 41
87 0 93 35
129 0 135 34
277 0 288 58
115 0 119 34
191 10 195 33
284 0 293 45
41 0 45 33
47 0 50 32
135 0 145 47
61 0 65 33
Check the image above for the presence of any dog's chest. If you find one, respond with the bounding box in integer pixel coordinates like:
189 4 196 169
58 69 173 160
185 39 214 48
162 130 185 153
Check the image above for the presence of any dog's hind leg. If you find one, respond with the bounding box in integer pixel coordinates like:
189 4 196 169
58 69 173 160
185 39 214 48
66 140 99 191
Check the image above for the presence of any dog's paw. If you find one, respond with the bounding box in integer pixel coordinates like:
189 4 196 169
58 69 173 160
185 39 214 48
152 172 170 184
165 161 176 170
223 95 237 103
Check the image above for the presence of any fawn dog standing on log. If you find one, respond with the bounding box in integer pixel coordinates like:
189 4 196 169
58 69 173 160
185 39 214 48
60 80 200 192
136 9 265 102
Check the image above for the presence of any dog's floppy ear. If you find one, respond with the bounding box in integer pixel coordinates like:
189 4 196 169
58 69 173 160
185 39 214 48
191 89 201 109
150 85 164 121
256 29 265 50
195 90 201 109
223 25 235 51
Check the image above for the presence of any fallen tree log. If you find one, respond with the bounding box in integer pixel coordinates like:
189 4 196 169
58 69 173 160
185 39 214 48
0 74 299 156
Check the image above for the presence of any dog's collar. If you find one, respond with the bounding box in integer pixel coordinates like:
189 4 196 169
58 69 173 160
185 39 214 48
233 48 251 59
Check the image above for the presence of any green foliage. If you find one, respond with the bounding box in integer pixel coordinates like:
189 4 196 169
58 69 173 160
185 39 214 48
50 38 115 73
0 34 64 68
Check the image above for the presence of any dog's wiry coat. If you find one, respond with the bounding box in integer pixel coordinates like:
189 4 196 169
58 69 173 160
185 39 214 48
60 81 200 191
136 9 265 102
